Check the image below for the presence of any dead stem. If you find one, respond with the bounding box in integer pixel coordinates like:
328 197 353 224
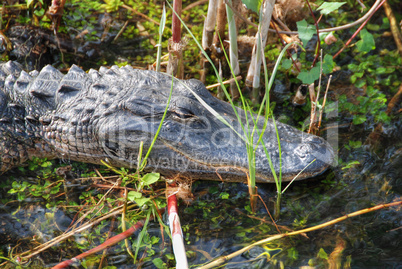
205 75 242 90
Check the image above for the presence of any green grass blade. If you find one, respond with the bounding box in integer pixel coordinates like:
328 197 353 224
140 76 174 170
156 4 166 72
281 159 316 194
134 210 152 262
172 77 247 143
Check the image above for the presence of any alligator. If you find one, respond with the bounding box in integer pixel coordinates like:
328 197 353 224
0 61 334 183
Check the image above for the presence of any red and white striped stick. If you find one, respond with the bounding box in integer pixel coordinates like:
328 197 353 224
167 193 188 269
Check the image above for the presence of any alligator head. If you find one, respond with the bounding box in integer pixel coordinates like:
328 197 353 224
0 62 334 182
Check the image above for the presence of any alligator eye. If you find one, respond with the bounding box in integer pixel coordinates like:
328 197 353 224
173 107 195 119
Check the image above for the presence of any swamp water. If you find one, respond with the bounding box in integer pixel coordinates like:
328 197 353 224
0 1 401 268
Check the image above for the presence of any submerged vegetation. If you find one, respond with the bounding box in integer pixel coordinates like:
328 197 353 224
0 0 401 268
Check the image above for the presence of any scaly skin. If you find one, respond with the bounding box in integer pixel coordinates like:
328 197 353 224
0 61 334 182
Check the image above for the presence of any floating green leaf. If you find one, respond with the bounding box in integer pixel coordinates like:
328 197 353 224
353 115 367 125
356 29 375 53
322 54 334 74
297 20 316 47
349 140 362 149
152 258 166 269
282 58 292 69
219 192 229 199
297 66 320 84
342 160 360 170
376 111 390 123
317 2 346 15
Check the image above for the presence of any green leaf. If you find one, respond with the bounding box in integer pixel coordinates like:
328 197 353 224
220 192 229 199
41 161 52 168
347 63 358 72
297 19 316 46
317 248 329 259
141 173 160 186
342 160 360 170
356 29 375 53
354 79 366 88
150 236 160 244
242 0 262 13
317 2 346 15
376 67 395 74
353 115 367 125
297 66 320 84
367 24 380 31
26 0 34 8
282 58 292 69
349 140 362 149
322 54 334 74
376 111 390 123
245 204 253 214
34 8 45 17
127 191 142 202
380 17 390 29
134 197 150 207
287 247 299 260
101 0 122 12
152 258 166 269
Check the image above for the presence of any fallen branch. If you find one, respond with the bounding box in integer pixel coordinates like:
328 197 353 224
198 200 402 269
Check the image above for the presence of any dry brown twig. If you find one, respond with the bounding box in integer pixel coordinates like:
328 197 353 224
205 75 242 89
